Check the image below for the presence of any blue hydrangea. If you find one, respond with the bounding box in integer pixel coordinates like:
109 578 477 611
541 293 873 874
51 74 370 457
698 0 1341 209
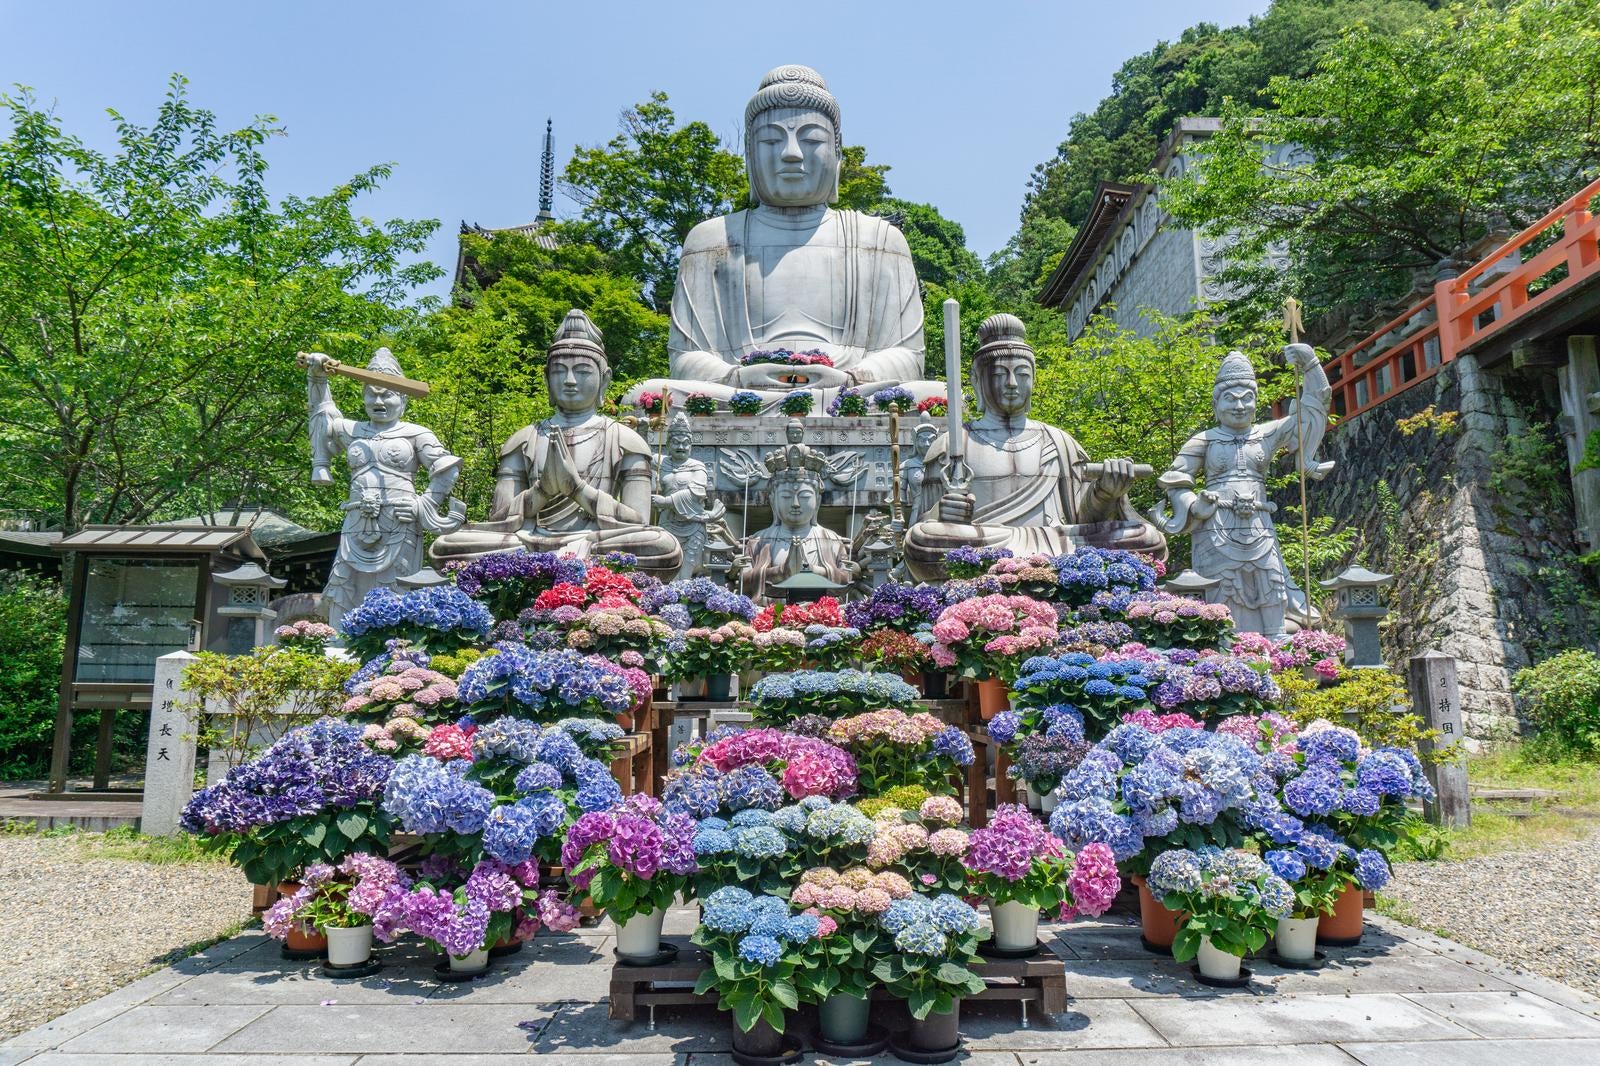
730 808 775 828
781 914 821 943
1341 787 1382 815
481 802 542 864
1301 727 1362 765
929 894 979 934
702 886 754 932
895 923 948 955
719 766 784 812
1264 848 1308 884
987 710 1021 746
737 933 783 967
1146 848 1204 898
514 762 563 794
1356 750 1414 798
931 726 975 766
693 828 734 856
1284 767 1343 817
1354 848 1391 890
731 825 788 859
1050 796 1142 861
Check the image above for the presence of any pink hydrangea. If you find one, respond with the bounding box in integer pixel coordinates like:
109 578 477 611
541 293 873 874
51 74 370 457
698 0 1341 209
1061 842 1120 920
423 723 475 761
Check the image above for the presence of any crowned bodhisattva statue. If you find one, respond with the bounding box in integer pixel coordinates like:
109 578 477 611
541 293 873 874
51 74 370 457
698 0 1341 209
430 310 681 577
1153 344 1332 638
903 314 1167 581
624 65 943 412
653 411 738 580
299 348 467 626
734 421 857 598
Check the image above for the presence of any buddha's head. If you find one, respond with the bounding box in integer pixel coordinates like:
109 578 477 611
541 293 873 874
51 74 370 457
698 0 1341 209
771 469 823 531
544 309 611 416
362 348 408 426
972 314 1035 421
745 65 841 209
667 411 693 461
1213 352 1258 432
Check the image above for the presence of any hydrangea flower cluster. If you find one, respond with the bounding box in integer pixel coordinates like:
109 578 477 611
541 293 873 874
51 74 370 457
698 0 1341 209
339 585 493 658
739 347 834 367
1138 651 1283 718
361 715 431 755
264 853 412 942
340 663 459 724
1005 733 1092 797
399 858 540 958
181 719 393 835
1049 719 1271 866
695 727 859 801
639 577 757 626
862 803 971 891
455 645 636 720
1233 630 1348 680
699 886 821 968
1121 592 1234 649
879 892 980 955
747 669 920 718
844 582 945 633
870 385 915 412
1011 653 1152 738
928 594 1060 679
274 619 337 650
792 865 914 914
1146 846 1295 921
555 603 672 666
560 794 698 889
1048 547 1159 608
963 802 1065 882
943 545 1015 579
828 710 973 795
860 629 930 672
449 550 589 617
753 596 845 631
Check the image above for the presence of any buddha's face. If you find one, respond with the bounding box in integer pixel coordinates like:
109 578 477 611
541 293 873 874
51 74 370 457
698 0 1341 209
982 354 1034 418
363 384 405 425
547 355 607 414
772 478 820 529
1215 385 1257 431
786 419 804 444
749 107 838 208
668 431 692 461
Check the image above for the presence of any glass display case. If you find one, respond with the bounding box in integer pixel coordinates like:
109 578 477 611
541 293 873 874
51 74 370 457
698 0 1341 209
73 558 202 684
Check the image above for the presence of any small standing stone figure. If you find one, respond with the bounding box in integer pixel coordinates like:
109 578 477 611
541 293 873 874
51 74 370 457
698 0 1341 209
735 423 857 598
653 411 738 580
300 348 466 627
898 414 940 515
1154 344 1332 638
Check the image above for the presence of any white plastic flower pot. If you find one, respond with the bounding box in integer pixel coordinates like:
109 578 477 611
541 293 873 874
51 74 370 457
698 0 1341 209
1196 936 1243 981
990 900 1041 952
1276 916 1320 961
449 947 489 974
1039 789 1058 814
819 993 871 1043
325 924 373 967
614 907 666 958
1021 786 1041 811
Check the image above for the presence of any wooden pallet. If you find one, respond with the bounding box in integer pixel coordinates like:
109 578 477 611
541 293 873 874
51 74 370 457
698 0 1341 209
608 935 1066 1028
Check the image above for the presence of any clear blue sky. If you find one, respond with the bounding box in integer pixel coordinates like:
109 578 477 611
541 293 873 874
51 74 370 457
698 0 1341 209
0 0 1270 299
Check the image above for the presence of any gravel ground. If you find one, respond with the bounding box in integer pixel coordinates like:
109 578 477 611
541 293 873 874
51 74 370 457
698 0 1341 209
1385 828 1600 998
0 835 253 1039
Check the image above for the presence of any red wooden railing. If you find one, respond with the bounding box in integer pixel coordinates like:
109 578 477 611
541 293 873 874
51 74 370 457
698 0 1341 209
1318 175 1600 423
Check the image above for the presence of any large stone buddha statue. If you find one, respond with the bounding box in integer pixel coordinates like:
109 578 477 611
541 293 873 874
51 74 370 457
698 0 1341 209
903 314 1167 580
431 310 681 576
624 65 942 411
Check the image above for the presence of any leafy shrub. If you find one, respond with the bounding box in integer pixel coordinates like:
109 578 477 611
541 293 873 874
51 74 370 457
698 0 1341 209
1278 667 1441 753
0 573 67 778
1512 648 1600 759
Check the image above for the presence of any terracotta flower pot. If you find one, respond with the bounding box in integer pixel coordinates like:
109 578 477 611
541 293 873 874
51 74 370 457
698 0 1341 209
1131 874 1179 950
276 882 329 954
975 678 1009 719
1318 884 1365 945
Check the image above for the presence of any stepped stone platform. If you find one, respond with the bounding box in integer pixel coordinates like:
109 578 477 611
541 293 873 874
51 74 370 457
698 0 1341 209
0 783 143 833
5 908 1599 1065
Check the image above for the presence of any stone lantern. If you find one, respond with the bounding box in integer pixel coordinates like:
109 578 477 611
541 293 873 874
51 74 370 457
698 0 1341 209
212 561 288 654
1161 569 1223 598
1319 565 1394 668
396 566 451 590
770 555 851 604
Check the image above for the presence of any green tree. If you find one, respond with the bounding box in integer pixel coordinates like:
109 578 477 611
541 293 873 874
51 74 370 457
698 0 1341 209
561 92 747 312
1028 309 1293 525
1163 0 1600 323
0 78 438 533
0 572 66 778
837 144 892 211
415 229 667 517
1000 0 1438 305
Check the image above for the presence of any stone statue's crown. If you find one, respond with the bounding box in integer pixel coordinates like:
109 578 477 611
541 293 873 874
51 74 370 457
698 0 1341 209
1215 351 1257 392
973 313 1033 367
745 65 841 142
367 347 405 378
764 432 829 487
548 308 607 368
668 409 692 440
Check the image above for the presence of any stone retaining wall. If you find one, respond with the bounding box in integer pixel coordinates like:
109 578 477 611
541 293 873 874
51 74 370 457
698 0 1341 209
1282 354 1599 741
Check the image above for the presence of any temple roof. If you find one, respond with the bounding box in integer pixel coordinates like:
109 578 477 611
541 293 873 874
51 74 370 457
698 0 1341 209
1036 181 1143 309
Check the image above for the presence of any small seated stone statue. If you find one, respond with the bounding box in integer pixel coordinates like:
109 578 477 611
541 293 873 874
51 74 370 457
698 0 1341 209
1154 345 1332 637
903 314 1166 581
430 310 681 577
624 65 943 413
298 347 466 627
735 421 857 597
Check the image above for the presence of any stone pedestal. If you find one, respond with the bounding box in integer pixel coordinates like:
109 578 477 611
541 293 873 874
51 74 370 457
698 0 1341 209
141 652 199 836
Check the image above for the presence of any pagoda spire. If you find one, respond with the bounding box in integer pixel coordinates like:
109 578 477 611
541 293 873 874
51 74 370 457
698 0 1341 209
537 118 555 222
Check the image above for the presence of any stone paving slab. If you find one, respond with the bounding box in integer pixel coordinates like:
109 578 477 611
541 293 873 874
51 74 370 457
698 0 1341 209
6 914 1600 1064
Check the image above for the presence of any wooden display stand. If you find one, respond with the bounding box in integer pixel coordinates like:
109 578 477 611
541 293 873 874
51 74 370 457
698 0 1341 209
608 935 1066 1029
